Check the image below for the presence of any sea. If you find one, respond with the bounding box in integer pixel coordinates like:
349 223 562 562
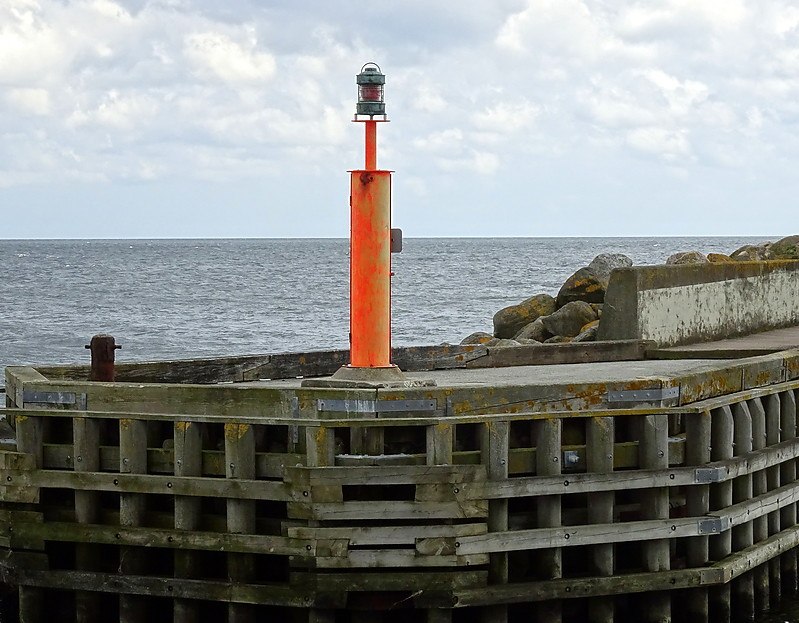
0 236 797 621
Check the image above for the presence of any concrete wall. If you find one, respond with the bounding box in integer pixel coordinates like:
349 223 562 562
597 261 799 346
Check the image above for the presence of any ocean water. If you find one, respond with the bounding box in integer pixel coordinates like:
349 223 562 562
0 236 769 367
2 236 799 621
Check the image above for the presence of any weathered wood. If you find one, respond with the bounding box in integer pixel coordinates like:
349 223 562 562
764 393 782 604
780 390 798 595
587 416 614 623
731 401 754 622
710 405 734 623
174 421 202 623
73 417 101 623
480 420 509 623
226 422 257 623
535 417 562 623
748 398 770 614
119 418 148 623
685 410 711 623
426 423 453 466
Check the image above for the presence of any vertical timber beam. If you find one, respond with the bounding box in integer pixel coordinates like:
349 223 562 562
536 418 563 623
16 413 43 623
225 423 257 623
587 416 615 623
748 398 770 614
639 413 671 623
174 421 203 623
781 390 798 595
731 402 754 622
685 410 712 623
710 405 734 623
119 418 148 623
480 420 509 623
765 393 782 605
426 422 454 623
74 417 101 622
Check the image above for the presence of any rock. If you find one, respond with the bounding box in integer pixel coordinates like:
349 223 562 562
557 253 632 306
544 335 572 344
707 253 734 263
493 294 556 339
590 303 603 318
516 338 543 345
573 324 598 342
666 251 708 265
541 301 598 337
580 319 600 333
730 242 774 261
770 235 799 259
486 338 521 348
513 317 550 342
461 331 493 345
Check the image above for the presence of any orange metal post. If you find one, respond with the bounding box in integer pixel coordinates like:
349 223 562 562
349 169 392 367
365 120 377 170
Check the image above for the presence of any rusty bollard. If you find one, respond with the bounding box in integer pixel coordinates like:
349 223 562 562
84 334 121 382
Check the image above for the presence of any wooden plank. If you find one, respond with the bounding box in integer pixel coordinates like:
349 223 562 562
587 416 614 623
731 401 754 621
685 410 711 623
174 421 202 623
119 418 147 623
535 417 562 623
286 464 486 486
314 550 488 569
286 523 485 546
426 423 453 466
73 417 101 623
225 422 256 623
709 405 733 623
465 340 651 368
780 389 798 594
765 393 782 604
480 420 508 623
291 499 488 522
748 397 770 612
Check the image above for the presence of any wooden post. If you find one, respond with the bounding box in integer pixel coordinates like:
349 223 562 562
16 413 43 623
710 405 734 623
587 416 614 623
426 422 455 623
685 410 712 623
748 398 769 613
639 413 670 623
535 418 563 623
119 418 148 623
225 423 256 623
731 402 754 622
780 390 798 595
765 393 782 605
74 417 101 622
174 421 203 623
480 420 509 623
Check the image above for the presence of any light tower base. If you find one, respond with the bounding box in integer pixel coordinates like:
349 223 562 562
301 365 436 389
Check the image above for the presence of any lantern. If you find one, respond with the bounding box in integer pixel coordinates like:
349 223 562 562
356 62 386 118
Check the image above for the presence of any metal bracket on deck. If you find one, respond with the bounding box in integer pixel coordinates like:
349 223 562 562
698 516 730 535
695 466 725 484
316 399 437 414
606 387 680 404
22 391 87 410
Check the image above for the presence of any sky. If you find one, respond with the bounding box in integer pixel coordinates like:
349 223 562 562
1 0 798 239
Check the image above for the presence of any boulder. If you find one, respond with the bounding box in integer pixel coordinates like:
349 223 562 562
573 324 598 342
541 301 598 337
590 303 603 318
580 319 600 333
493 294 556 339
486 338 521 348
730 242 774 261
461 332 493 345
557 253 632 307
666 251 708 265
513 317 550 342
707 253 734 263
770 235 799 259
516 338 543 345
544 335 572 344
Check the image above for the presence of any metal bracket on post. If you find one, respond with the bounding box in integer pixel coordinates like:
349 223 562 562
698 516 730 535
695 466 726 484
22 391 87 410
390 228 403 253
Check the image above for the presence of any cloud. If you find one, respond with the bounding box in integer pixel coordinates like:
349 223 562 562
183 31 276 84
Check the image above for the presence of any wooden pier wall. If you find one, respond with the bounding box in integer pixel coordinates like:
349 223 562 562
1 348 799 622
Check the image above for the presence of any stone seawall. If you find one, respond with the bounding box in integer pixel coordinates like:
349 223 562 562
598 260 799 346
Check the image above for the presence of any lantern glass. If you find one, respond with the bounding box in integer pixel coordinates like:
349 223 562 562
356 63 386 118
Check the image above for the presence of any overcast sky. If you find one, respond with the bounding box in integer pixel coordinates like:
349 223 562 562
1 0 797 238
